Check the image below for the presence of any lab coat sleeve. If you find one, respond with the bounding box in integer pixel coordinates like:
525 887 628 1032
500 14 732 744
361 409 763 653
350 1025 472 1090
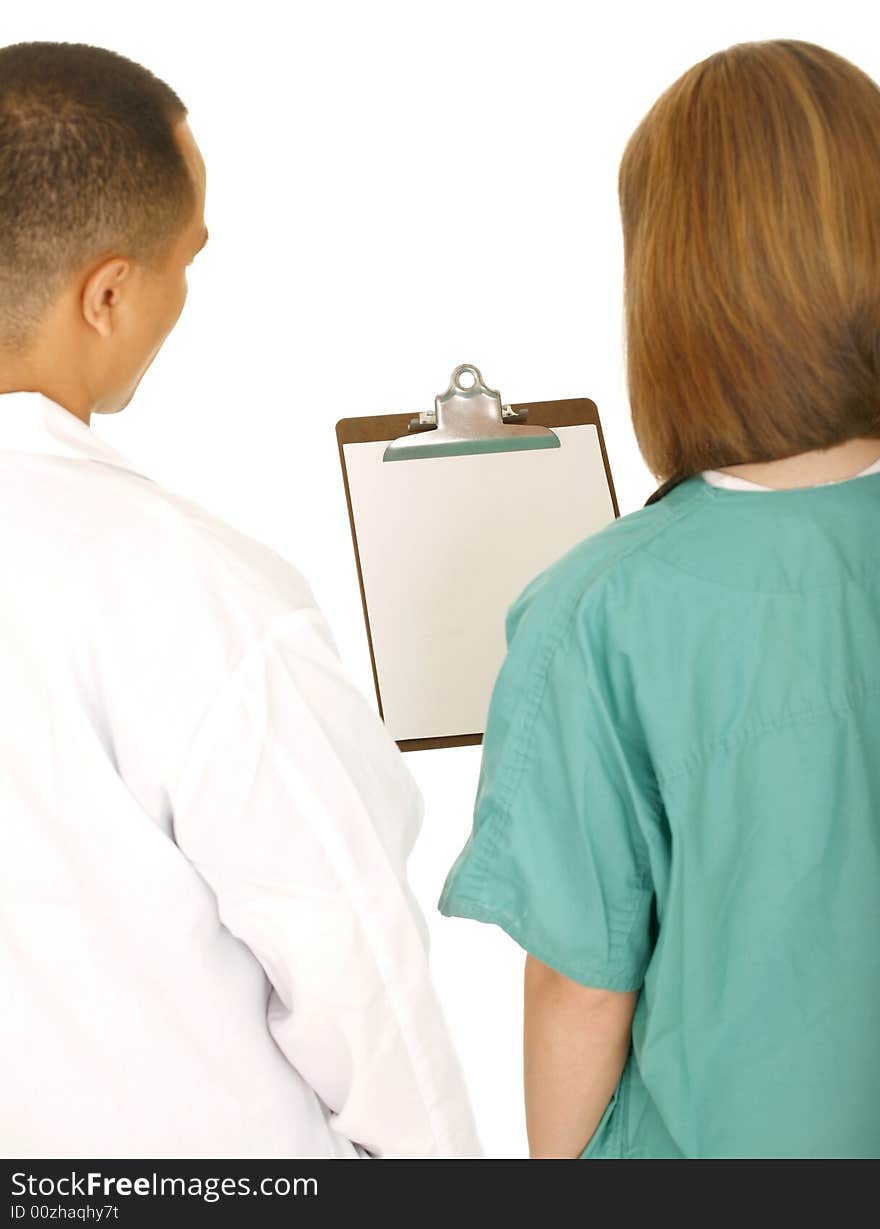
439 570 662 993
166 603 481 1158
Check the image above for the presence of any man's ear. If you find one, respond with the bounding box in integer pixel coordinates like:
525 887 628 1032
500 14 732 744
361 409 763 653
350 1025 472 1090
81 257 132 340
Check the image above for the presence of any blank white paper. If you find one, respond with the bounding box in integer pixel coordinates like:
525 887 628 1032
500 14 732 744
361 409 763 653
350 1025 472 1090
343 424 615 742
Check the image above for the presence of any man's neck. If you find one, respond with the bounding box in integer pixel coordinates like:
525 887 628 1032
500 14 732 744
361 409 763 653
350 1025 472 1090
0 373 90 426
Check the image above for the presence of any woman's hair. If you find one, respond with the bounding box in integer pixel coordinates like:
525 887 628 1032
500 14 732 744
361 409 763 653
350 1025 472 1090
618 39 880 482
0 41 193 356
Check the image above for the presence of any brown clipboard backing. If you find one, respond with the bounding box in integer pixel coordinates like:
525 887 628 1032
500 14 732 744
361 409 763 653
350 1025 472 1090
336 397 620 751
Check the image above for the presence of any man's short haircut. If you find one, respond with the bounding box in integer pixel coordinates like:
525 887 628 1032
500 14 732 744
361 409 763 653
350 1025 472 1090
0 41 193 355
618 39 880 482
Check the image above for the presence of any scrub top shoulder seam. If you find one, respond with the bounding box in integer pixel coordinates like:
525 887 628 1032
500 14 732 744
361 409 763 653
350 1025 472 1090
656 671 880 785
639 544 880 595
493 482 709 820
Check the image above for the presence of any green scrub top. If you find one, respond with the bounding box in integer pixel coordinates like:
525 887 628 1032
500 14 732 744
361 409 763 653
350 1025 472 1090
438 470 880 1159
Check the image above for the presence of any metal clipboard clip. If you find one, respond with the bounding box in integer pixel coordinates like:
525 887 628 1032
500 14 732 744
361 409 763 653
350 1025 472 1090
382 363 561 461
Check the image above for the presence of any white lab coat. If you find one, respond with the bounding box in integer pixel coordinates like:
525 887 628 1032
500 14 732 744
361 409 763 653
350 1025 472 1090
0 389 481 1160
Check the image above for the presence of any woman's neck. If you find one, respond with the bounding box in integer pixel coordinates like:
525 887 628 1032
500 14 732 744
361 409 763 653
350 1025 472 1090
715 436 880 489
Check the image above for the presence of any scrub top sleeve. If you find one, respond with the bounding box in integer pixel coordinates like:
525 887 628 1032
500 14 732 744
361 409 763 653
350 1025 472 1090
439 579 659 993
167 604 481 1159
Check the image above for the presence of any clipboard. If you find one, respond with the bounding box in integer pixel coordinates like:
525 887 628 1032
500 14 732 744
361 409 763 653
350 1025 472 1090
336 364 620 751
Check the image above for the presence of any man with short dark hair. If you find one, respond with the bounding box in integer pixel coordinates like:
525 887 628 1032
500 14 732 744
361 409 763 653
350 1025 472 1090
0 40 479 1159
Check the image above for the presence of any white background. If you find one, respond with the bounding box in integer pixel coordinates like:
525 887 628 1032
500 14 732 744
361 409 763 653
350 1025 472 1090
9 1 876 1157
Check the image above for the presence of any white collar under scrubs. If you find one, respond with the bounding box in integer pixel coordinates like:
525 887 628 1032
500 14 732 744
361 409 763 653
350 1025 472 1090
0 389 480 1160
702 456 880 490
